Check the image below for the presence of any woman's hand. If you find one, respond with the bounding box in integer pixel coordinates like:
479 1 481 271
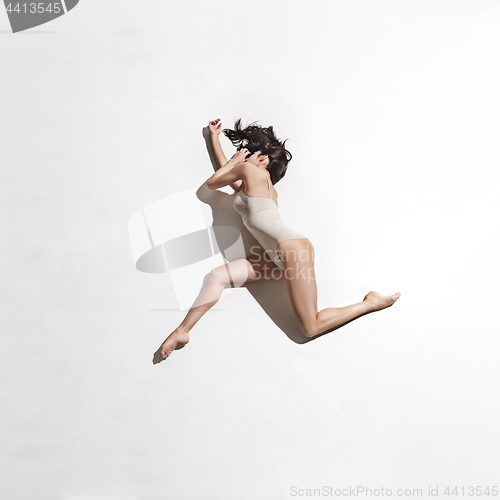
209 118 222 136
231 148 249 163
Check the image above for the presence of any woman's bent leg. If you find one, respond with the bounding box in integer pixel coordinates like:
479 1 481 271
178 255 269 332
158 247 278 359
278 239 400 338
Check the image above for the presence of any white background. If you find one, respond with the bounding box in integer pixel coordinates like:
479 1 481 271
1 1 499 499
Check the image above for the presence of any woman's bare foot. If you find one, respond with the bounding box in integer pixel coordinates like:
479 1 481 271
160 327 190 360
363 291 401 312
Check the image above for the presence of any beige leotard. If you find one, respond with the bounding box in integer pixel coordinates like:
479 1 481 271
233 176 310 271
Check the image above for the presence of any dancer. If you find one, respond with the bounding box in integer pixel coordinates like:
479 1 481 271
157 118 401 360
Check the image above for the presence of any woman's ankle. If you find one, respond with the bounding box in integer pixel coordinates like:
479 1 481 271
176 325 190 335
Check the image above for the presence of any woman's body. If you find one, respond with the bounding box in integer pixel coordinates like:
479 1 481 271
158 118 400 359
233 162 311 271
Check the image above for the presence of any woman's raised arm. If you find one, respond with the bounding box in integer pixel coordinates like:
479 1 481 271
207 148 249 190
208 118 242 191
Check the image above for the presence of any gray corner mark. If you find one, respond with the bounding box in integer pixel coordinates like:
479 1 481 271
3 0 79 33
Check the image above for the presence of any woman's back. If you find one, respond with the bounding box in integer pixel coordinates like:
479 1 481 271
237 167 278 206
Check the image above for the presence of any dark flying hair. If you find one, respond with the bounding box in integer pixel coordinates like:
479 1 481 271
222 118 292 184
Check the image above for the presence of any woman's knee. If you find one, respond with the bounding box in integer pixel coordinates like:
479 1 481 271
209 266 230 285
300 319 319 338
209 260 250 286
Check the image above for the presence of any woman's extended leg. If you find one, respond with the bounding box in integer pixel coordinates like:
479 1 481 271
158 247 280 359
278 239 401 338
